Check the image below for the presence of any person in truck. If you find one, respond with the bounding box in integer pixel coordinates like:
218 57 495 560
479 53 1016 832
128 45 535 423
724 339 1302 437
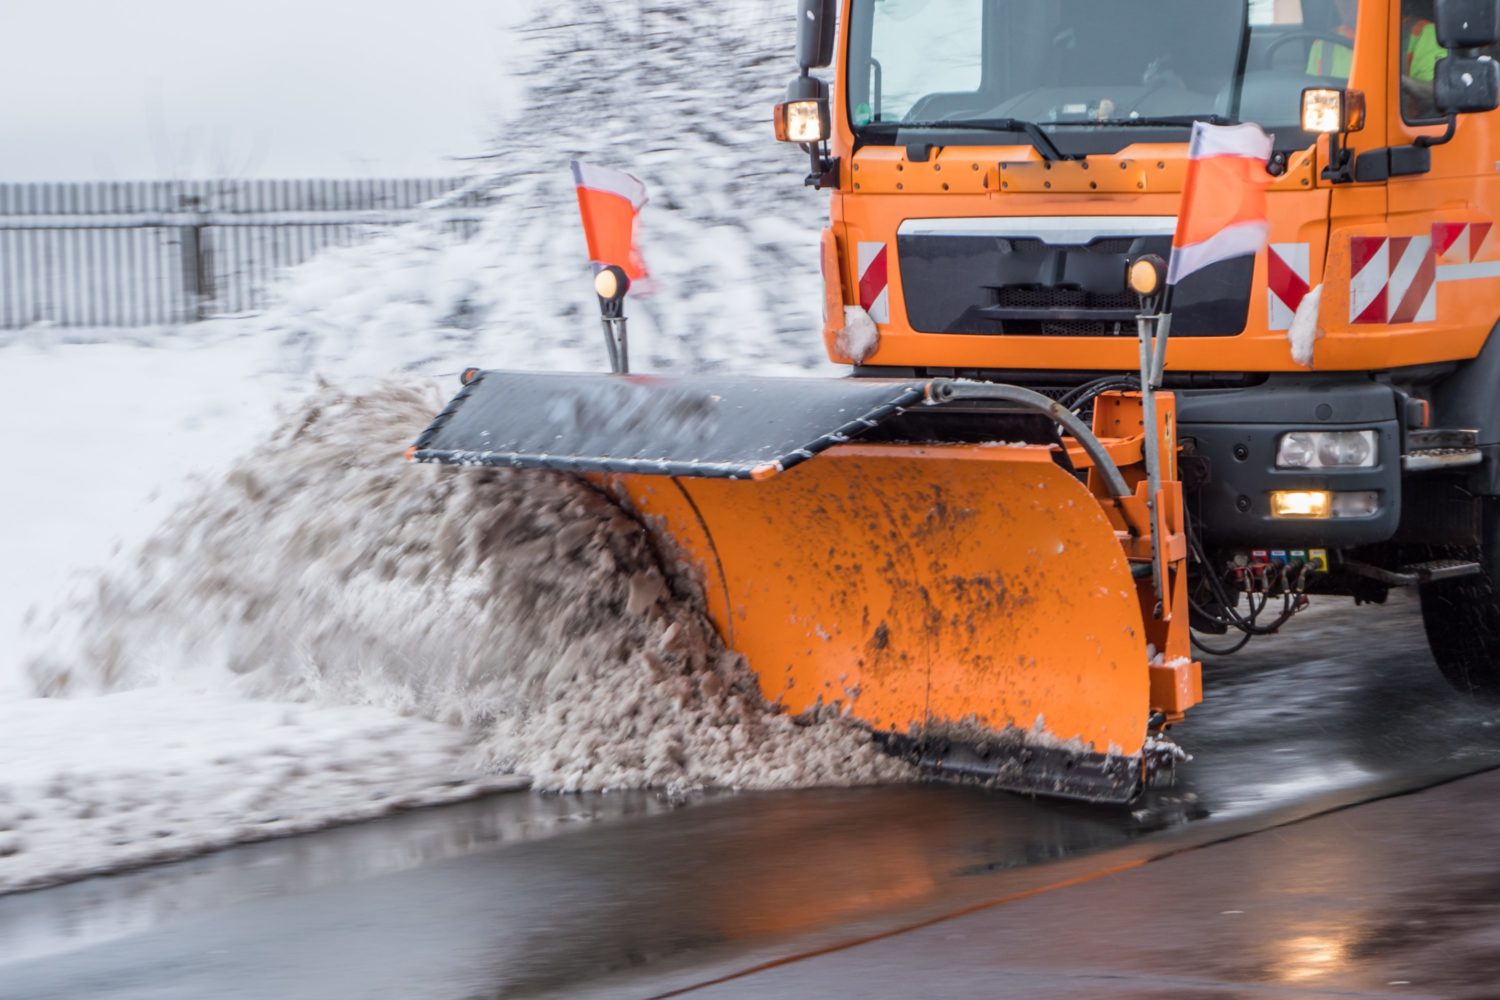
1308 0 1445 113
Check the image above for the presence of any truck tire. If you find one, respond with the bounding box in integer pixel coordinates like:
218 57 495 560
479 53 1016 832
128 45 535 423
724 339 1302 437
1419 500 1500 702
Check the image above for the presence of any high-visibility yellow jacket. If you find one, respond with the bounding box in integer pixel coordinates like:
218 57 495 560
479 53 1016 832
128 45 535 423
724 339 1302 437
1404 17 1444 82
1307 17 1444 80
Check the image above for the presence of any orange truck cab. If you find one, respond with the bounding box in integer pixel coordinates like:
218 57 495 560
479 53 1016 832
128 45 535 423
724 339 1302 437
780 0 1500 688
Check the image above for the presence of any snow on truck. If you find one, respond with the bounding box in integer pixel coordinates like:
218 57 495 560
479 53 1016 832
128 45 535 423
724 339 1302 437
412 0 1500 803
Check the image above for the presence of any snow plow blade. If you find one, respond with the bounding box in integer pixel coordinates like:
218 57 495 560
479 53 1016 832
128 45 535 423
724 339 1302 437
415 371 1196 804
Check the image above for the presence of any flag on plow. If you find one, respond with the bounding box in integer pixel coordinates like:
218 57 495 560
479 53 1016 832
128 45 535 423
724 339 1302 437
1166 122 1275 288
571 160 650 284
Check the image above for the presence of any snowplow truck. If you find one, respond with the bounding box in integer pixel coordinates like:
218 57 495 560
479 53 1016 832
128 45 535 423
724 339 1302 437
414 0 1500 803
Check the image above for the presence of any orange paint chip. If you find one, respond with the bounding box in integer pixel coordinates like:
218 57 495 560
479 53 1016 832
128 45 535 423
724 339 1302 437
750 463 781 481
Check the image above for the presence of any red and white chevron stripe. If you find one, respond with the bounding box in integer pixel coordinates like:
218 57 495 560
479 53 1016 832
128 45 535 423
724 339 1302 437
857 242 890 324
1350 236 1436 325
1433 221 1493 264
1267 243 1311 331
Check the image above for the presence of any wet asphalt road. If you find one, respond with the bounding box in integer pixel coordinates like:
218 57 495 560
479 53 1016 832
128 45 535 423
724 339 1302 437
695 768 1500 999
3 592 1500 999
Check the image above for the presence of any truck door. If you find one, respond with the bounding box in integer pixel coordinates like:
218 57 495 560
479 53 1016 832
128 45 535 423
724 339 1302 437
1381 0 1500 364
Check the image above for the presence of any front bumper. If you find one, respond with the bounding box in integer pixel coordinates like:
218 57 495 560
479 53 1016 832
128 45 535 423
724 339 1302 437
1176 377 1403 547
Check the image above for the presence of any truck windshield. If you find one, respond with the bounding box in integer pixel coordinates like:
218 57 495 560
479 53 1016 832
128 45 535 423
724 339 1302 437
847 0 1355 142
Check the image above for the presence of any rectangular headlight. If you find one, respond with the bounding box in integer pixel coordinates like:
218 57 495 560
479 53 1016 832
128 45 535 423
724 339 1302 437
1301 88 1364 133
1302 88 1345 133
774 99 830 144
1276 430 1378 469
1271 490 1333 519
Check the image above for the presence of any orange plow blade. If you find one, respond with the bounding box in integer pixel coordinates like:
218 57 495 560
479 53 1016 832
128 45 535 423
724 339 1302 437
618 446 1152 800
413 371 1190 803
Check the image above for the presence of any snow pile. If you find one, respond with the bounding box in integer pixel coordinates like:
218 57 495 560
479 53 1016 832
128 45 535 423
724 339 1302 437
256 0 834 382
3 0 867 892
0 691 523 894
25 381 908 795
837 305 881 364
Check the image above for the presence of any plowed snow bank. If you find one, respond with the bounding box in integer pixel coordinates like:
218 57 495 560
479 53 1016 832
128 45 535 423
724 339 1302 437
0 690 524 895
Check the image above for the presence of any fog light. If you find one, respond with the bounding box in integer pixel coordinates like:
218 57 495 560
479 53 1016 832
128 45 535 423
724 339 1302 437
1276 430 1378 469
1332 490 1380 518
1271 490 1333 519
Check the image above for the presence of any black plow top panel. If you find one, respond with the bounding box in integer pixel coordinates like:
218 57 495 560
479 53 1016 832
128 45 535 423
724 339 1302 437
412 371 932 479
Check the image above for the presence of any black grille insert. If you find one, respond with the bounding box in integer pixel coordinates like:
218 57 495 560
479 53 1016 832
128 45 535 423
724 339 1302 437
896 229 1252 338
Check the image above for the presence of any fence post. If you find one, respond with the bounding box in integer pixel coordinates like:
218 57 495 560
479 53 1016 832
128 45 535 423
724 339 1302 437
177 193 214 322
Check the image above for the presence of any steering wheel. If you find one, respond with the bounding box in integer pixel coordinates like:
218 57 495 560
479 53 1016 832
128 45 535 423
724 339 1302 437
1261 30 1354 72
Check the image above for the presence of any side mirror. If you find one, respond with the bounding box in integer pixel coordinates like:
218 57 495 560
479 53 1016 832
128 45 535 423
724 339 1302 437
796 0 838 71
1435 0 1500 49
1435 55 1500 113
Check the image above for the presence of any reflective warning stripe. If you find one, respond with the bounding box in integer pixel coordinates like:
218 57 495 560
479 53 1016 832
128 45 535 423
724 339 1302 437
857 242 890 324
1350 237 1391 324
1389 237 1437 324
1349 236 1436 325
1267 243 1310 331
1433 221 1493 264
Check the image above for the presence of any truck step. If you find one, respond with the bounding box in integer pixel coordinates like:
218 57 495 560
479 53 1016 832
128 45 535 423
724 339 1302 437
1404 429 1482 472
1344 558 1483 587
1404 447 1483 472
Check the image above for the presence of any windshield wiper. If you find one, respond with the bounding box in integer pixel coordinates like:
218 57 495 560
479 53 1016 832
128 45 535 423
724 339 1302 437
865 118 1075 162
1051 114 1239 128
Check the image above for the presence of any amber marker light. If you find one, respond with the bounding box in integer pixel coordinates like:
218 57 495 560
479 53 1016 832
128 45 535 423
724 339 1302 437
1128 256 1165 297
594 268 622 300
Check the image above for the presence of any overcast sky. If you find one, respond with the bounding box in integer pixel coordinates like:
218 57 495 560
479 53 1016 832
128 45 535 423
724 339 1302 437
0 0 524 181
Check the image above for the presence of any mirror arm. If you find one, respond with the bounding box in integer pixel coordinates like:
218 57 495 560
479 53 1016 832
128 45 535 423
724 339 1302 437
805 143 840 190
1415 115 1459 148
1321 131 1356 183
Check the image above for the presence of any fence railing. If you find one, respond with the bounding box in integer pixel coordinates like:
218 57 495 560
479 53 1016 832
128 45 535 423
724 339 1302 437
0 178 486 329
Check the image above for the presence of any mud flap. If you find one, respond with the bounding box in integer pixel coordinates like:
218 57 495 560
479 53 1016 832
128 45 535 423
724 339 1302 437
415 371 1153 803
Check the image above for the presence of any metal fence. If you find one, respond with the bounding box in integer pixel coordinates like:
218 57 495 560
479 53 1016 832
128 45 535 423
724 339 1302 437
0 178 487 329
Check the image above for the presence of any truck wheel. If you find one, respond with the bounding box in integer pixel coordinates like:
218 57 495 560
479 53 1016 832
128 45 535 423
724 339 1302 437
1419 501 1500 701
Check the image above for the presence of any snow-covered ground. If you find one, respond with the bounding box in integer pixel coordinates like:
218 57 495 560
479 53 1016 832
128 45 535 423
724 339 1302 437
0 0 899 896
0 335 532 893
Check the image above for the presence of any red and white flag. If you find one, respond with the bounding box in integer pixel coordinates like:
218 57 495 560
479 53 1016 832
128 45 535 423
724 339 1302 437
571 160 650 283
1166 122 1275 287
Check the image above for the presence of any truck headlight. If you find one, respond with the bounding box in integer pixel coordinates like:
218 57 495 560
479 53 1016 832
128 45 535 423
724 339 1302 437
774 99 831 144
1277 433 1318 469
1275 430 1377 469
